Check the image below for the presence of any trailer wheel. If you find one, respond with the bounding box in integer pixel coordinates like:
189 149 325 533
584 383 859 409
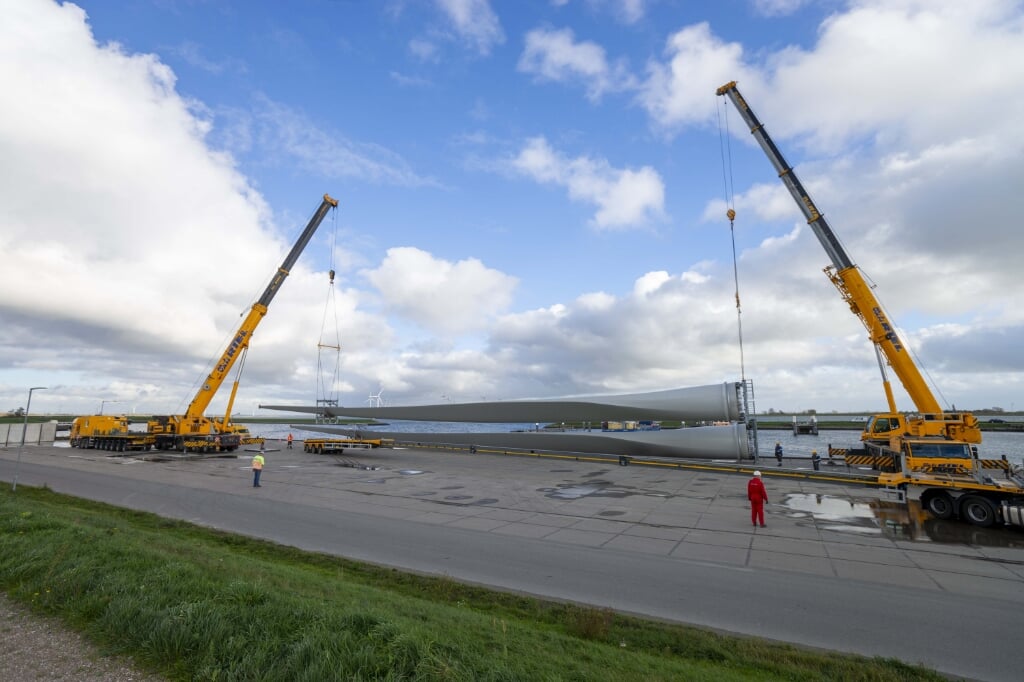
923 491 954 520
960 495 997 528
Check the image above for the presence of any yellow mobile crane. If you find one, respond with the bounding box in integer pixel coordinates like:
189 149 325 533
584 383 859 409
73 194 338 453
716 82 1024 528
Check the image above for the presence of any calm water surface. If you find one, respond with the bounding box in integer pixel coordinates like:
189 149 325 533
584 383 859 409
758 428 1024 467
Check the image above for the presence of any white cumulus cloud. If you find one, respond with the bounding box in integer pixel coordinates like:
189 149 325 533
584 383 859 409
364 247 518 336
518 26 634 100
435 0 505 55
638 22 752 132
510 137 665 230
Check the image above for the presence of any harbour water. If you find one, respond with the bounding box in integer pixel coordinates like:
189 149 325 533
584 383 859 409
757 428 1024 467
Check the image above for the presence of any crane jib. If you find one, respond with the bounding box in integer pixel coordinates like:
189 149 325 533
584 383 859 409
718 82 946 416
258 198 335 307
717 83 853 272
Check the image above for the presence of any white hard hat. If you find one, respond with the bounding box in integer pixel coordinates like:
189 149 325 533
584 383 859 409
753 470 762 477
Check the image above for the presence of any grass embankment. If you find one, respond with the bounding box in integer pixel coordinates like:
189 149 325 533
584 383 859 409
0 487 941 681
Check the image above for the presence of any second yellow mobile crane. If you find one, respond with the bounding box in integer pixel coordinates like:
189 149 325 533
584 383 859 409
73 194 338 453
716 82 1024 528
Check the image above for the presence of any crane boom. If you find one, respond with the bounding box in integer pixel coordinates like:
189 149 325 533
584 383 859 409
715 81 943 415
183 194 339 422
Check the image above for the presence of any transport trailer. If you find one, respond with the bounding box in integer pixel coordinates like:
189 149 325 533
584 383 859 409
873 440 1024 529
150 432 242 453
829 442 1024 528
303 438 392 454
70 415 154 452
70 432 155 452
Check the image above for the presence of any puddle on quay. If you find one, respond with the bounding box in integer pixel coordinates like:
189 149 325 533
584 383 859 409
599 510 626 517
398 469 426 476
542 483 613 500
782 493 876 521
540 481 670 501
872 501 1024 547
437 496 498 507
781 493 1024 547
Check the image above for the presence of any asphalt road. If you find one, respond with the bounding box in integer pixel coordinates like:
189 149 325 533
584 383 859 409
3 445 1023 681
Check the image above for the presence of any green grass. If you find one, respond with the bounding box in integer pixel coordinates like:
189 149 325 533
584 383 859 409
0 485 943 681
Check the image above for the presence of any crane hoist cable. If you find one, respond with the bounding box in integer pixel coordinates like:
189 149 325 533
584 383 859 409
717 97 747 382
316 208 343 416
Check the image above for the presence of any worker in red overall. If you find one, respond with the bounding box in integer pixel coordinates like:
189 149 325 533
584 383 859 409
748 470 768 527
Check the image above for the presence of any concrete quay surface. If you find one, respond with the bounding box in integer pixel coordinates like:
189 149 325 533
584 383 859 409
3 441 1024 681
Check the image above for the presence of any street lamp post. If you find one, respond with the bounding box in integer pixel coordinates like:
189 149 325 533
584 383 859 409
12 386 47 492
99 399 122 415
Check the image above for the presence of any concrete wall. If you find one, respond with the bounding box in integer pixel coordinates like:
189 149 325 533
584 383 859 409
0 421 58 446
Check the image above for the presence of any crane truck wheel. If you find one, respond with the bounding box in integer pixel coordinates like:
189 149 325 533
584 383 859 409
923 491 955 520
959 495 997 528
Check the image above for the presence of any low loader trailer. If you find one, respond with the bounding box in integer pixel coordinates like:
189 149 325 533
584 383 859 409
303 437 393 454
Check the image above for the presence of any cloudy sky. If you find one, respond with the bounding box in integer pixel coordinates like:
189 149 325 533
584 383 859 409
2 0 1023 418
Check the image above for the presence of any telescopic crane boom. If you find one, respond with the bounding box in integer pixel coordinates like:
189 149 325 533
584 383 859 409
183 194 338 422
715 82 979 446
148 193 339 451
